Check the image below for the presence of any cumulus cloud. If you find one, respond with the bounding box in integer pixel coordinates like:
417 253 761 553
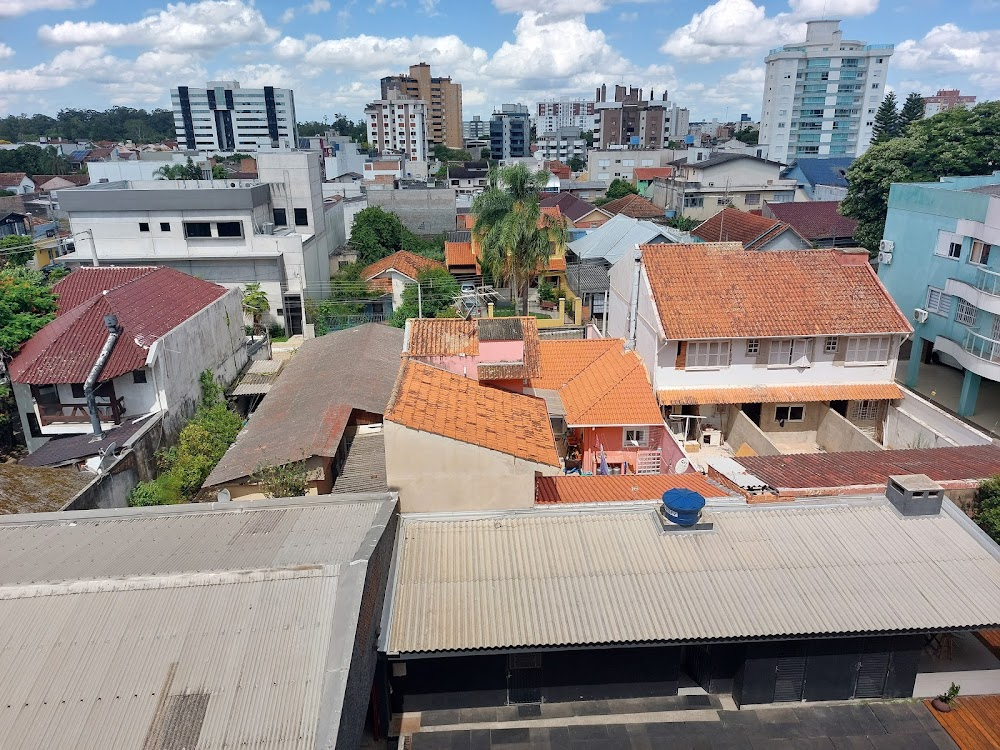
0 0 93 19
281 0 330 24
896 24 1000 95
0 44 14 60
493 0 609 14
38 0 279 51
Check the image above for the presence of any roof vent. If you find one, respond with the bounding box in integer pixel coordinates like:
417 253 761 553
656 488 712 532
886 474 944 516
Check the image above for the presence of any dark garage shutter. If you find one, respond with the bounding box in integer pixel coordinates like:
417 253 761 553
774 654 807 702
508 653 543 704
854 648 891 698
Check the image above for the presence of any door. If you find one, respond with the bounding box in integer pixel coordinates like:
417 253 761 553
853 643 891 699
507 653 543 704
773 652 807 702
992 315 1000 361
283 293 303 336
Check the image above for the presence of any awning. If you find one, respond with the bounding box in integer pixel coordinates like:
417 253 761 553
657 382 903 406
230 358 283 396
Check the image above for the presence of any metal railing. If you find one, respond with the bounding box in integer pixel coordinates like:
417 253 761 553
37 397 125 426
974 267 1000 297
963 329 1000 364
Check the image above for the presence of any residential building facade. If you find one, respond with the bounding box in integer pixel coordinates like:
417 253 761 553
587 148 676 184
380 62 463 147
171 80 298 152
535 98 596 132
878 173 1000 418
534 127 587 164
594 84 689 148
462 115 489 140
490 104 530 160
923 89 976 117
759 20 893 163
365 89 430 161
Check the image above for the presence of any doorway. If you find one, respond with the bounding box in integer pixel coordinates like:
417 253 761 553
741 402 762 427
283 293 303 336
507 653 543 704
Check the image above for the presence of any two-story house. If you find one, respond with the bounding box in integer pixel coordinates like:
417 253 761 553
608 243 911 454
878 173 1000 419
9 266 247 453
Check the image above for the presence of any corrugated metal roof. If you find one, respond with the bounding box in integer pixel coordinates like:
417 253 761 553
386 499 1000 653
0 496 396 749
569 214 684 265
230 358 284 396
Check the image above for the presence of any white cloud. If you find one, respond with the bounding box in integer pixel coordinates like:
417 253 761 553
301 33 487 73
0 44 14 60
788 0 878 15
0 0 92 19
420 0 440 14
676 65 766 114
896 24 1000 96
212 64 295 90
282 0 330 23
493 0 608 14
38 0 279 51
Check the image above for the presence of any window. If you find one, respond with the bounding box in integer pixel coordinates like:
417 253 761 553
769 339 809 367
683 196 704 208
184 221 212 238
623 428 648 447
925 287 952 317
745 193 760 206
824 336 838 353
746 338 760 355
853 400 878 421
159 222 170 232
294 208 308 226
947 241 962 259
716 197 733 206
139 222 150 232
217 221 243 237
846 336 891 364
956 298 977 326
971 240 992 265
133 370 147 384
935 232 962 258
688 341 731 369
273 208 287 226
774 405 805 422
71 383 85 399
598 159 610 167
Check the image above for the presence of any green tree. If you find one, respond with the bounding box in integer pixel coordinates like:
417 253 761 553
251 460 310 498
735 127 760 145
153 157 203 180
347 207 443 265
840 101 1000 255
664 215 700 232
0 235 33 269
872 91 900 144
974 475 1000 544
472 164 567 315
390 267 459 326
899 91 925 132
567 155 586 172
0 266 57 357
594 178 639 206
211 164 227 179
241 282 270 336
432 144 473 163
581 130 594 147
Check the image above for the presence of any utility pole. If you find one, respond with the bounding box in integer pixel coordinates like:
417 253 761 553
417 282 423 318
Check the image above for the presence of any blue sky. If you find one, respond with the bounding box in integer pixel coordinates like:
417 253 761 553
0 0 997 124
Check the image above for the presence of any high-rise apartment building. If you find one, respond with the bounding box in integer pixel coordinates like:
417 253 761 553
759 20 893 163
594 85 689 149
923 89 976 117
365 89 429 162
171 81 297 152
463 115 489 140
490 104 530 160
535 99 595 133
380 63 463 148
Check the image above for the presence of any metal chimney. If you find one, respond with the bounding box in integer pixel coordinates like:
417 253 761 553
85 312 122 439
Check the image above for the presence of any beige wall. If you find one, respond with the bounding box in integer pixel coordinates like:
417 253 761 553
727 410 781 456
215 455 330 502
384 420 559 512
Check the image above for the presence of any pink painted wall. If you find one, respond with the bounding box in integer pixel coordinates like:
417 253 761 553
579 424 671 474
479 339 524 362
416 355 477 379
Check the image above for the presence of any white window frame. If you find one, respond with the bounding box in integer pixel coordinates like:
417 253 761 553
935 231 962 259
845 336 891 365
925 287 952 317
774 404 805 422
956 298 977 326
687 341 731 370
746 338 760 355
824 336 838 353
623 428 649 447
768 338 810 368
971 239 993 266
852 400 878 421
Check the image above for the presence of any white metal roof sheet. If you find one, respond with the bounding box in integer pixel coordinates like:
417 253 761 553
386 499 1000 654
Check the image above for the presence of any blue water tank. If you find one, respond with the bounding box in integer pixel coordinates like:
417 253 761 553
662 488 706 527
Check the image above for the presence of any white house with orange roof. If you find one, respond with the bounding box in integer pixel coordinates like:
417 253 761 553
362 250 446 311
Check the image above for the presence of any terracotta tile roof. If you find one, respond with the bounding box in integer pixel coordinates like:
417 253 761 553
546 256 566 271
535 473 731 503
539 192 605 224
0 172 28 187
601 193 663 219
530 339 620 389
386 360 559 466
765 201 859 241
406 318 479 356
558 346 663 426
657 382 903 406
460 213 475 230
633 167 673 181
363 250 444 282
735 445 1000 492
476 317 542 380
30 174 89 190
445 239 480 272
692 207 807 251
9 267 226 385
368 277 393 295
641 244 913 339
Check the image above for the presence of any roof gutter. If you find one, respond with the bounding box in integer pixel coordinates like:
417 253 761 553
85 313 122 440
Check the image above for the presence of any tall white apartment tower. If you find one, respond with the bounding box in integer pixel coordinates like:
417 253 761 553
365 89 430 161
759 20 893 163
171 81 298 152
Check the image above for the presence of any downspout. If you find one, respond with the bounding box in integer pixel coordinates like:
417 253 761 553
626 246 642 351
85 313 122 439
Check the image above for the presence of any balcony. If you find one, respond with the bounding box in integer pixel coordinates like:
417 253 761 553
934 331 1000 382
37 397 126 427
30 382 127 435
944 268 1000 315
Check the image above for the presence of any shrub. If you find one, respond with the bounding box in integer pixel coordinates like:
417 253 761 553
974 475 1000 543
251 460 310 498
267 323 286 339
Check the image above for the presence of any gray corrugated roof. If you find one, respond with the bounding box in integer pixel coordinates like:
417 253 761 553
331 431 388 494
564 262 610 294
386 498 1000 654
0 495 396 749
230 358 283 396
569 214 688 265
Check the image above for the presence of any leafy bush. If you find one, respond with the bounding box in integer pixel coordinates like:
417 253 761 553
251 460 310 498
267 323 286 340
537 280 558 303
974 475 1000 543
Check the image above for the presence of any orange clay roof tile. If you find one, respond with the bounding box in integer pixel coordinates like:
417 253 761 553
692 207 807 251
601 193 663 219
558 346 663 426
445 240 480 272
363 250 445 282
530 339 621 390
406 318 479 356
657 382 904 406
535 473 731 503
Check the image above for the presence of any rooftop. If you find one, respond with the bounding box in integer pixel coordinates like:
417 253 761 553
539 192 606 223
331 431 388 494
386 360 559 466
0 463 92 513
19 414 157 468
640 244 912 340
784 157 854 188
535 473 732 504
692 207 805 251
684 152 784 171
0 171 28 187
569 213 682 265
600 193 663 219
765 200 859 241
657 382 903 406
363 249 445 282
384 497 1000 654
633 167 673 181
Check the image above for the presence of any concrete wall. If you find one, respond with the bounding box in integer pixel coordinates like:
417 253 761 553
885 390 994 449
817 408 883 452
727 410 781 456
384 420 559 512
367 189 457 236
63 451 138 511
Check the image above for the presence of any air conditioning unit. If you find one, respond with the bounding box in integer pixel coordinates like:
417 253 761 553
914 308 929 323
261 222 275 235
879 239 894 253
878 251 893 265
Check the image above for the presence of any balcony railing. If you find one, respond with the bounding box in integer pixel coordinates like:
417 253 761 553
963 330 1000 364
37 397 126 427
974 267 1000 297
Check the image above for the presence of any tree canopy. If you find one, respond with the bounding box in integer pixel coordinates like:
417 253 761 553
390 267 460 326
594 178 639 206
298 114 368 146
899 92 925 131
567 155 586 172
0 267 58 358
347 206 444 266
840 101 1000 254
975 476 1000 545
0 107 175 144
0 145 74 176
872 91 900 144
734 127 760 145
153 157 205 180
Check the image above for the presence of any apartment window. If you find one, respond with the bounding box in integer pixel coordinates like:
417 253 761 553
622 159 635 167
139 222 150 232
925 287 952 317
623 428 648 447
824 336 838 353
598 159 610 167
769 338 810 368
217 221 243 238
184 221 212 238
745 193 760 206
846 336 891 364
853 400 878 421
133 370 147 384
294 208 308 226
947 241 962 259
641 159 654 167
746 338 760 355
774 405 805 422
159 222 170 232
971 240 992 265
273 208 287 226
956 298 978 326
716 197 733 206
688 341 731 369
683 196 704 208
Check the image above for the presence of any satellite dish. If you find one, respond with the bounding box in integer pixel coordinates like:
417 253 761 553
674 458 690 474
97 442 118 474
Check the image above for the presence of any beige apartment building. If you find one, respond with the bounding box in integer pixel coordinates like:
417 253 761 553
381 62 463 148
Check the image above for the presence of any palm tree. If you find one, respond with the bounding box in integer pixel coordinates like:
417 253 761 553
152 163 186 180
242 283 270 338
471 164 567 316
